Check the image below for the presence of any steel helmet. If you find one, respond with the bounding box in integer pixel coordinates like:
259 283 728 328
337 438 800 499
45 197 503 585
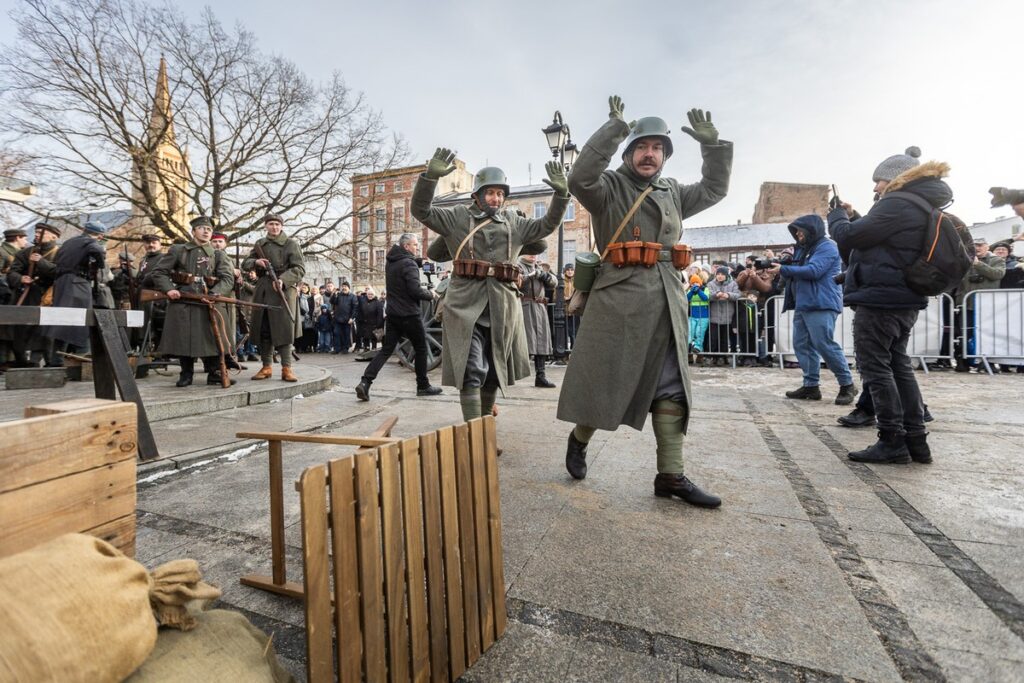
622 117 673 159
472 167 510 196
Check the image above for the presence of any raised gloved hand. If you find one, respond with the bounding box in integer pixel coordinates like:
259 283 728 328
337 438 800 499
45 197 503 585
425 147 457 180
680 109 719 145
608 95 626 120
542 160 568 197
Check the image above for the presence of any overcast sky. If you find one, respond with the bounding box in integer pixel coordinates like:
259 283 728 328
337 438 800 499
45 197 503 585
2 0 1022 228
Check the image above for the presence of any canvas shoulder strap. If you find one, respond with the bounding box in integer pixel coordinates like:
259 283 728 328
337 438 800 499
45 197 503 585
600 186 654 261
454 217 494 261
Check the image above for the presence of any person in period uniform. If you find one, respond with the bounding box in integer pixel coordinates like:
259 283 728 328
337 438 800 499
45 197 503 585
0 228 29 366
149 216 235 387
517 253 558 387
46 221 108 362
7 222 61 366
411 150 569 421
558 96 732 508
135 233 167 353
109 252 136 310
241 213 305 382
210 231 242 369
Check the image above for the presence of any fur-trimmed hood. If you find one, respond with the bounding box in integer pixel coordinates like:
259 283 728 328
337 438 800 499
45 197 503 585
882 160 951 194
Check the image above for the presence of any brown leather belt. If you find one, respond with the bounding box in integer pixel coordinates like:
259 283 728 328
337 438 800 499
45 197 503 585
522 296 548 304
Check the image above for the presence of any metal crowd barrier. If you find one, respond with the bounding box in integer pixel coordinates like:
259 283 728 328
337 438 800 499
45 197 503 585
765 293 955 372
961 289 1024 375
684 297 762 367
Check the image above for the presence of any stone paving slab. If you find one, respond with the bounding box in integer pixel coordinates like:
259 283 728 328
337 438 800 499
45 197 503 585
119 354 1024 681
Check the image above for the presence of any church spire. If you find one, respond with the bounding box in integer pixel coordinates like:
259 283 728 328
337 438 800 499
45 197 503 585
148 56 176 145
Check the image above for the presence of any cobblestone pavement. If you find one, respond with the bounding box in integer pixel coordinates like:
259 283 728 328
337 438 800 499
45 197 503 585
11 352 1021 681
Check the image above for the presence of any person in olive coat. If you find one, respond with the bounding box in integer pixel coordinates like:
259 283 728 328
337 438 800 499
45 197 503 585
149 216 236 387
1 228 29 364
558 96 732 508
517 254 557 387
8 223 61 365
242 213 305 382
412 152 569 421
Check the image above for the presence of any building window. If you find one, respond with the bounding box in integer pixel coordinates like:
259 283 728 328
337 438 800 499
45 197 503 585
393 206 405 229
563 239 577 265
358 249 369 268
728 252 746 264
375 208 387 232
394 181 404 192
360 185 369 197
564 202 575 221
375 182 386 194
374 248 385 266
533 202 546 219
695 253 711 265
358 213 369 234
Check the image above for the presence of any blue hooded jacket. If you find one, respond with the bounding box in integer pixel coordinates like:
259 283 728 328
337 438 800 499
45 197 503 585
780 214 843 314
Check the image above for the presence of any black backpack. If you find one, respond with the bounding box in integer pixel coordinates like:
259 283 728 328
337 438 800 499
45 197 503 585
883 191 974 296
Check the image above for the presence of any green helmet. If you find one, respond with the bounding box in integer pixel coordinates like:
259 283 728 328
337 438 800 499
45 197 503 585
622 117 673 159
472 166 510 196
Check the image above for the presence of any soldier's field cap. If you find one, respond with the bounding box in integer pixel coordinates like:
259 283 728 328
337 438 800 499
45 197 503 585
141 233 162 243
83 221 107 234
4 228 27 238
211 232 228 240
263 212 284 224
190 215 214 230
34 222 61 237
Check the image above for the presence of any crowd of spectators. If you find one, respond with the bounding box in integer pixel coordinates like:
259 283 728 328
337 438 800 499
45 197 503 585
293 280 389 354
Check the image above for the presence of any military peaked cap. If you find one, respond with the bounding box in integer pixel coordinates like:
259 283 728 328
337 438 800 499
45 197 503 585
190 215 215 230
34 222 61 237
263 213 284 224
4 228 27 239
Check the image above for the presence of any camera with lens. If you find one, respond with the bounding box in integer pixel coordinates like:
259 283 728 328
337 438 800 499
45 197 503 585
753 258 775 270
422 261 436 275
989 187 1024 208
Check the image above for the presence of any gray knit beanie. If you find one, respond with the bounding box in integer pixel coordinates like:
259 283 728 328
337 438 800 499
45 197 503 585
872 146 922 183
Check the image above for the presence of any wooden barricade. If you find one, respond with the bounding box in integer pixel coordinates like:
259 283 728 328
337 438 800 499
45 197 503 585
299 416 506 683
0 398 138 559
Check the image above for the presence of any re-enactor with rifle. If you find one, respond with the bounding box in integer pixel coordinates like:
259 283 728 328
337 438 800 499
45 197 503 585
45 221 108 365
7 222 61 366
558 96 732 508
134 234 166 354
149 216 236 388
0 228 29 366
241 213 305 382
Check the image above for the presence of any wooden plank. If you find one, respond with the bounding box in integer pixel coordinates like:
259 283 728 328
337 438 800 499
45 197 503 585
0 458 136 558
355 452 387 682
4 367 66 389
468 418 495 649
329 457 363 683
419 432 450 683
482 416 508 637
400 438 430 683
437 426 467 679
23 397 119 416
379 444 409 682
453 422 482 665
0 305 142 327
0 402 136 494
236 432 400 447
82 514 136 558
268 441 287 586
238 576 306 600
299 465 333 683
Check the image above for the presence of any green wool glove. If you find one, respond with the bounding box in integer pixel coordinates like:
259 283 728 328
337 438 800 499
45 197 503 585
425 147 457 180
542 160 568 196
680 108 719 145
608 95 625 121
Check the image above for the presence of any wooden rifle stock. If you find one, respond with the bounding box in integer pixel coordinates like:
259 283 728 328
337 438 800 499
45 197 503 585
253 243 296 324
139 289 277 309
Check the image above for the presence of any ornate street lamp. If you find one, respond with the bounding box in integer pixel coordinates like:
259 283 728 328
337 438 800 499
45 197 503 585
541 111 576 359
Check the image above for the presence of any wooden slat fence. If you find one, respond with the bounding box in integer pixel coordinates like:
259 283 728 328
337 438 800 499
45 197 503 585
299 416 506 683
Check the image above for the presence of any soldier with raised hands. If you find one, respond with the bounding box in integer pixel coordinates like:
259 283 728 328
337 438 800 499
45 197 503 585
411 149 569 422
242 213 305 382
557 96 732 508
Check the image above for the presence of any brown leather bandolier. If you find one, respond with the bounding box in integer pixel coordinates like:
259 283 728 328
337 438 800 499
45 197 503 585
599 187 693 271
451 217 522 283
170 271 196 286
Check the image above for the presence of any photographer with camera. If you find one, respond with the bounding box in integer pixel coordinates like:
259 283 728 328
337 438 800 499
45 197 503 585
736 256 779 366
768 214 856 404
954 237 1005 372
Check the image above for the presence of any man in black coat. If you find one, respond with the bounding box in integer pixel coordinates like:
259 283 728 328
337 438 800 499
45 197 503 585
46 221 108 361
330 282 358 353
354 233 441 400
828 147 942 465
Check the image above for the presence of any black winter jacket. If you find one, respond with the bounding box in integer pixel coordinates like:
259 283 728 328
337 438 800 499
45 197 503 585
828 163 952 310
331 291 358 321
357 297 385 329
384 244 432 317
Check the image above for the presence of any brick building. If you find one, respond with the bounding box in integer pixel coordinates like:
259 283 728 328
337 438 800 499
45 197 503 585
752 181 829 224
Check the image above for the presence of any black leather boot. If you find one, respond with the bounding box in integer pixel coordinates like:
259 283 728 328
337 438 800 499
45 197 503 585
206 371 237 387
837 408 876 428
565 431 588 480
785 385 821 400
355 379 371 401
654 473 722 508
535 356 555 388
905 433 932 464
835 383 858 406
175 357 194 387
848 431 911 464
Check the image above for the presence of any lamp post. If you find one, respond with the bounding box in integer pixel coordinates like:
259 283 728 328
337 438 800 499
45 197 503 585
541 111 579 359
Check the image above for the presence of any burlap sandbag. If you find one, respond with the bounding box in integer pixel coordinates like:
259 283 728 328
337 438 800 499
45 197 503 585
0 533 157 682
126 609 296 683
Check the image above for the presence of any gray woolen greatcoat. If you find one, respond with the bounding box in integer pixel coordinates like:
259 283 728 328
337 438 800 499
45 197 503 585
150 242 235 357
411 174 569 391
557 117 732 433
241 234 305 347
518 258 557 356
